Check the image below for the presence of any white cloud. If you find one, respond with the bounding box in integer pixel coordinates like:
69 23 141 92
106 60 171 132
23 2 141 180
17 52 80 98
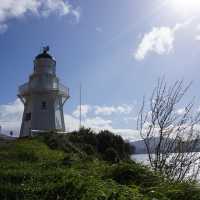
67 115 140 141
134 26 175 60
65 113 140 141
68 104 139 140
94 106 116 116
85 117 112 130
72 104 134 117
94 105 133 116
0 0 80 32
117 105 133 114
0 99 23 136
72 104 91 118
64 114 79 132
109 128 140 141
40 0 71 16
0 100 140 141
124 116 138 123
134 22 189 61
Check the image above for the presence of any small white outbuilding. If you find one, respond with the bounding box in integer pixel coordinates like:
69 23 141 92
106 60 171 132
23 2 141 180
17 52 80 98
18 47 69 137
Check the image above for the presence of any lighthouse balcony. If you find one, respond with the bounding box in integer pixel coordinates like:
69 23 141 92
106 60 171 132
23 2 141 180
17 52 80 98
19 82 69 97
58 84 69 97
19 83 29 96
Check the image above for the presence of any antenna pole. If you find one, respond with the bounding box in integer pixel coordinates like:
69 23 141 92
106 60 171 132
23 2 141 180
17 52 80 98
79 83 82 129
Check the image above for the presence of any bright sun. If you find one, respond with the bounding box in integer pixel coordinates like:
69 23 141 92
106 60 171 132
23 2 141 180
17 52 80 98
169 0 200 16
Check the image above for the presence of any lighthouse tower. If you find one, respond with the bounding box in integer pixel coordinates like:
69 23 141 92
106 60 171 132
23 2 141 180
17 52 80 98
18 47 69 137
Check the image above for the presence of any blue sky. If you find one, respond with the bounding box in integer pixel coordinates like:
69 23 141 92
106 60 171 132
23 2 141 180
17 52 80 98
1 0 200 140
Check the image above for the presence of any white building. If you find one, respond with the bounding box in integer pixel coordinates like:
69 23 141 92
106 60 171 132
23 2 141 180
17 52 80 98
18 47 69 137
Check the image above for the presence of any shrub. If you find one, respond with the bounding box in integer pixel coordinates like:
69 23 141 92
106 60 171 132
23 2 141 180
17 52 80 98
82 144 96 155
1 134 200 200
163 182 200 200
104 148 119 163
49 128 132 162
107 162 161 187
17 149 38 162
43 133 83 155
97 130 131 160
62 155 73 167
68 128 97 147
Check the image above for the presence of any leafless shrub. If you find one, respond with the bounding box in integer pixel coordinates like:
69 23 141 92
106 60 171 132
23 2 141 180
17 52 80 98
137 78 200 182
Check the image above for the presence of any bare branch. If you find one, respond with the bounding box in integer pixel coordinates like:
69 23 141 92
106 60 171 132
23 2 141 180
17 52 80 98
137 78 200 182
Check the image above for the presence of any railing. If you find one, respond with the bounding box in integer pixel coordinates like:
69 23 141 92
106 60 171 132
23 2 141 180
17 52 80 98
19 82 69 97
59 84 69 97
18 83 29 95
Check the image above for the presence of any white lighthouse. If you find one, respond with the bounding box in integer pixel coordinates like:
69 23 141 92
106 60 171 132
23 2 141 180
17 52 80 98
18 47 69 137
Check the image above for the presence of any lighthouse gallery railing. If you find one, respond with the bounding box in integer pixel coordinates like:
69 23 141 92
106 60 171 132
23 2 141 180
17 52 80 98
19 83 69 97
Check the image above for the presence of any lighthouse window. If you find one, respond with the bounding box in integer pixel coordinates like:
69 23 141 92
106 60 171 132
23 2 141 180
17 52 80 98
25 113 31 121
41 101 47 110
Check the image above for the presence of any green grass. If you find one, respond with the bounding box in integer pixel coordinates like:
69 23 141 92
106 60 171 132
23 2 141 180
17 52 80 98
0 134 200 200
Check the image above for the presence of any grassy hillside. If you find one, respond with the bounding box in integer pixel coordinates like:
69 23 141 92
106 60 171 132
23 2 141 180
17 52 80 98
0 129 200 200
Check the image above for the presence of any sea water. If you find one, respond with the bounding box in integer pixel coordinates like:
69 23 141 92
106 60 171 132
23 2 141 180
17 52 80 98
131 153 200 181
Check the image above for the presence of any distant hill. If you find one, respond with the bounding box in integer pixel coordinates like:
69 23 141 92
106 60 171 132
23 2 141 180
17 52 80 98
130 137 200 154
130 139 147 154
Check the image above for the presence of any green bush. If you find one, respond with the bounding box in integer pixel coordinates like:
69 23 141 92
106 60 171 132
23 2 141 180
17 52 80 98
104 147 120 163
107 162 161 187
43 133 83 155
0 131 200 200
17 149 38 162
163 182 200 200
82 144 96 155
68 128 97 147
42 128 132 162
97 130 131 159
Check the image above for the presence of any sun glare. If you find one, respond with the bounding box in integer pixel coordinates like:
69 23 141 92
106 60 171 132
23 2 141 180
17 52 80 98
169 0 200 16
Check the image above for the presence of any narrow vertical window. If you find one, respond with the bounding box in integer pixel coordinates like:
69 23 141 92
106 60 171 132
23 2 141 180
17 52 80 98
41 101 47 110
25 113 31 121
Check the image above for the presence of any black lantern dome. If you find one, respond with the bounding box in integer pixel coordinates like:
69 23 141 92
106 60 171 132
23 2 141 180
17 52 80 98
35 46 53 59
